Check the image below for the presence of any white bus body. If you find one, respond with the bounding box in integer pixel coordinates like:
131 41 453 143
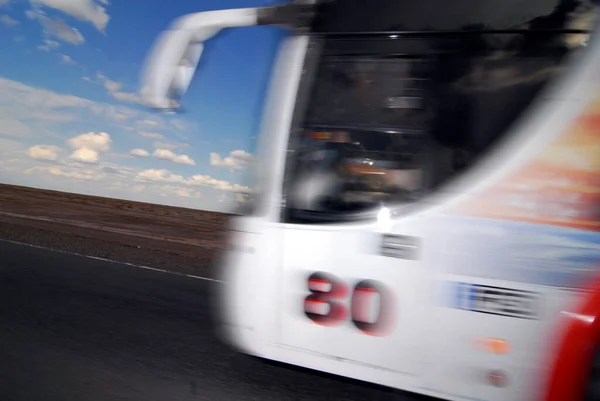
139 1 600 400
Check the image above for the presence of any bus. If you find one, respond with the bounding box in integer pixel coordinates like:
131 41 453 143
139 1 600 400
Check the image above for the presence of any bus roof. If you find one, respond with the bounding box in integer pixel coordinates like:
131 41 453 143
311 0 596 33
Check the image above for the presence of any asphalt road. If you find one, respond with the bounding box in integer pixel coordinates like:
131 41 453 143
0 239 418 401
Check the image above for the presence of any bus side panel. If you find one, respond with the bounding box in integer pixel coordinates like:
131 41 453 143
441 74 600 400
428 215 595 401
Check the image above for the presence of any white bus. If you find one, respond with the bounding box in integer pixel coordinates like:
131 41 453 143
139 1 600 400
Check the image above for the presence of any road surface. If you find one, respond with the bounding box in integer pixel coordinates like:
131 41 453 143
0 240 419 401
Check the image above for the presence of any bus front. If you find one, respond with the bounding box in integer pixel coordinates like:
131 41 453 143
140 1 600 401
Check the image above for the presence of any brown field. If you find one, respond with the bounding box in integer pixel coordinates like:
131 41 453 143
0 184 233 278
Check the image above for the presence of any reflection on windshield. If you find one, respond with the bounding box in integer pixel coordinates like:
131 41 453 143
305 59 432 129
287 129 426 214
282 9 595 222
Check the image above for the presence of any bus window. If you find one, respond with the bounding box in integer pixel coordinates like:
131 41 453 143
288 128 427 216
312 0 596 34
283 1 596 224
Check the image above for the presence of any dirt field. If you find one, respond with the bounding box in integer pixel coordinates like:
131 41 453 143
0 184 232 278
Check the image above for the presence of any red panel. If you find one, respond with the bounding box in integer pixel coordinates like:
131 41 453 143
544 277 600 401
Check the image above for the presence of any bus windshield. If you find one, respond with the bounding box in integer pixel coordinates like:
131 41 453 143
283 0 597 223
312 0 595 33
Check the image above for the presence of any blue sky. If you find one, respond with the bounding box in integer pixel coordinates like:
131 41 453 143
0 0 287 212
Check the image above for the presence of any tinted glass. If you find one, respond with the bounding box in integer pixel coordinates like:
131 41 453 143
313 0 596 33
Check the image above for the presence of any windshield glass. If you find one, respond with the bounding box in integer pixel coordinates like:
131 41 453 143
283 27 594 223
313 0 596 33
304 58 433 128
285 56 434 220
287 129 427 215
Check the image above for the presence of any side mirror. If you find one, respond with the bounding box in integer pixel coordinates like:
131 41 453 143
139 2 316 111
139 8 261 111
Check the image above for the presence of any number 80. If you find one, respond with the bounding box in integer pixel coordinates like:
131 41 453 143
303 272 396 337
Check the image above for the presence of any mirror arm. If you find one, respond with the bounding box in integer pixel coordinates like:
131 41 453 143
139 2 318 111
256 2 316 30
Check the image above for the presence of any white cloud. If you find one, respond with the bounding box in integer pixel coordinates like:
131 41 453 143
153 148 196 166
27 11 85 45
67 131 111 151
139 131 164 140
139 169 184 183
27 164 103 180
0 118 31 137
0 77 249 211
48 21 84 44
89 103 138 123
210 149 253 170
111 91 141 103
130 148 149 157
30 0 110 32
60 53 75 64
136 168 247 196
70 147 98 163
175 188 192 198
152 140 189 150
0 77 153 148
95 71 140 104
0 14 18 26
65 132 110 163
0 138 24 153
170 118 191 133
0 77 194 135
0 76 91 113
5 149 249 210
101 75 119 92
38 38 60 51
188 174 251 193
27 144 60 161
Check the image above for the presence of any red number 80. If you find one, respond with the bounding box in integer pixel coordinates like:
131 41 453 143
303 272 395 336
